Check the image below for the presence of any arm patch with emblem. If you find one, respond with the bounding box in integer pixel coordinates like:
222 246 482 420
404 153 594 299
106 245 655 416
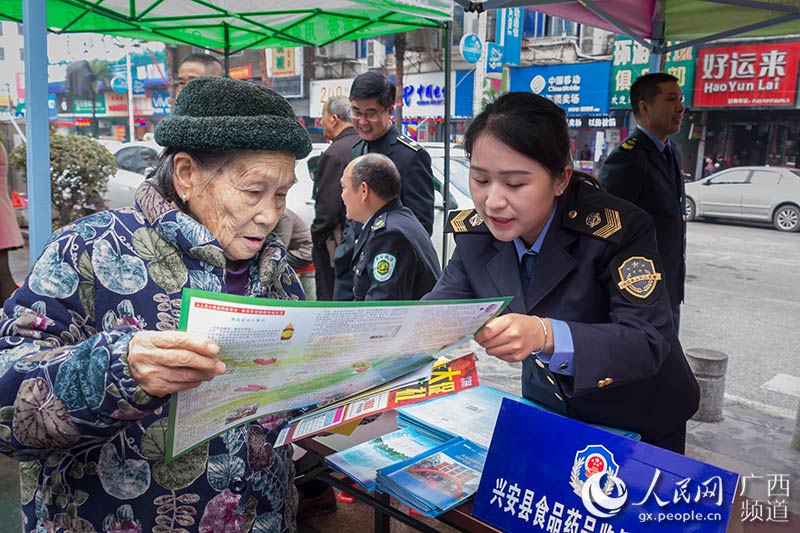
610 253 663 304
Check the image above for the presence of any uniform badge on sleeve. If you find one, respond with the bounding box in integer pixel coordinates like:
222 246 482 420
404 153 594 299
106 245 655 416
373 253 396 282
617 256 662 299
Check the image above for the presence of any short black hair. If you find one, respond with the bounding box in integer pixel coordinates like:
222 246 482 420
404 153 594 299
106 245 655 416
179 52 223 70
350 71 396 107
630 73 679 117
349 153 401 201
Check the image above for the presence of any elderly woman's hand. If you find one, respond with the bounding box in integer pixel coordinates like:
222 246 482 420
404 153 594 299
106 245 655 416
128 331 226 397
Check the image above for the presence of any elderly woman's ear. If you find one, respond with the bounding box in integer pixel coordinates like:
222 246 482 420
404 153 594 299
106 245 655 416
172 152 196 202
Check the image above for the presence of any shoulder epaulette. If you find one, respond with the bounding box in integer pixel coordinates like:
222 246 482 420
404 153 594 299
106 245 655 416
446 209 490 234
562 202 623 243
396 134 422 152
620 137 638 151
371 213 387 231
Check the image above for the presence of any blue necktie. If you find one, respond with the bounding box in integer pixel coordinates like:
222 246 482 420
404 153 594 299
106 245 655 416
520 252 537 289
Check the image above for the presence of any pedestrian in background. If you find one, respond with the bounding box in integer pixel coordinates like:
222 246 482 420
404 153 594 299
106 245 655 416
598 73 687 333
425 92 698 453
175 52 223 96
275 208 315 300
0 138 23 302
310 95 359 300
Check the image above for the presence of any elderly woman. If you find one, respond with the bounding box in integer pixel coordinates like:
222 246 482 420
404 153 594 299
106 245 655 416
0 77 311 532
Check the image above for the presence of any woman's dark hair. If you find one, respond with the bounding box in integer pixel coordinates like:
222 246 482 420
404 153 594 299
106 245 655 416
147 147 236 208
463 92 599 188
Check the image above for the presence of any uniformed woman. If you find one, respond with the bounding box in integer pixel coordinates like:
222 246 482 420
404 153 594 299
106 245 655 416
424 92 699 453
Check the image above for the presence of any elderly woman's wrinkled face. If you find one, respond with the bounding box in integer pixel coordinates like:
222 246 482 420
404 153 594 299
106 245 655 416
176 150 296 261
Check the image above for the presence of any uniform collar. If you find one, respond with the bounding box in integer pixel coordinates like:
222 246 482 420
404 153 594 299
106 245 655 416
361 197 402 231
513 199 558 261
636 124 668 152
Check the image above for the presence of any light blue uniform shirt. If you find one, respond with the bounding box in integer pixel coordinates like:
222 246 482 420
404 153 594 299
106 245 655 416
513 201 575 376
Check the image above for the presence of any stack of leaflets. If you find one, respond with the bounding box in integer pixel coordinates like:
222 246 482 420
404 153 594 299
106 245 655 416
325 427 444 492
395 385 542 449
375 437 487 517
396 385 640 447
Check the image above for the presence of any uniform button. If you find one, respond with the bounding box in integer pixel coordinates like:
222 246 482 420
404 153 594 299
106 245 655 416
546 375 556 386
558 362 568 371
229 475 248 494
597 377 614 388
535 358 545 368
568 210 578 219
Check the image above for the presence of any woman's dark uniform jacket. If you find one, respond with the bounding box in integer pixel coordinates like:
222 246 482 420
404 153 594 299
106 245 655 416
424 181 699 446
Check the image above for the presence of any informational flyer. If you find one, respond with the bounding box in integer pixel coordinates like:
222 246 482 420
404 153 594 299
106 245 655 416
166 289 509 460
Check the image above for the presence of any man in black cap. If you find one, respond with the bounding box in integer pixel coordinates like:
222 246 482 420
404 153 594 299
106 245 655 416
341 154 440 301
332 71 435 300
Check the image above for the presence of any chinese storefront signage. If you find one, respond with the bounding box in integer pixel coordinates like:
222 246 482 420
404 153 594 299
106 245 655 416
567 115 619 129
473 399 739 532
693 41 800 108
310 78 354 117
496 8 523 66
610 37 696 109
510 62 611 116
271 47 301 77
228 64 253 80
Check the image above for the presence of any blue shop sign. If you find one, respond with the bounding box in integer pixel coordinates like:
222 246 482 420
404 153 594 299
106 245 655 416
510 62 612 116
496 8 523 66
151 90 171 115
460 33 483 64
473 399 738 532
487 43 503 74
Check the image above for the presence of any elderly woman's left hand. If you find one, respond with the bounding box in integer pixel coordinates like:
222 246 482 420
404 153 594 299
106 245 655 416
475 313 550 363
128 330 226 398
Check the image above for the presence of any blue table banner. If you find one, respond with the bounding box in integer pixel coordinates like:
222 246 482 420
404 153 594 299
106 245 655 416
473 399 738 532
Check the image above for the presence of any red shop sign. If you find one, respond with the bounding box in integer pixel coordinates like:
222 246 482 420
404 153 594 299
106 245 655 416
693 41 800 108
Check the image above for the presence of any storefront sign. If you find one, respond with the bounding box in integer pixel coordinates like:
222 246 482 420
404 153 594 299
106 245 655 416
496 8 523 66
567 115 619 129
610 37 696 109
487 43 503 74
473 399 738 532
460 33 483 64
151 90 171 115
73 95 106 115
310 78 354 117
510 62 611 115
271 47 300 77
104 92 129 116
694 41 800 108
228 64 253 80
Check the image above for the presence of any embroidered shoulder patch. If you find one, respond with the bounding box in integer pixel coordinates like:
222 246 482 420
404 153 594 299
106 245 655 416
446 209 489 234
616 256 661 300
396 134 421 152
620 137 638 151
372 213 386 231
562 205 623 243
373 253 396 282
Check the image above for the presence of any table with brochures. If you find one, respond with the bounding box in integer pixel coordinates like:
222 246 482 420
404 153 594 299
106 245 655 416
297 410 502 533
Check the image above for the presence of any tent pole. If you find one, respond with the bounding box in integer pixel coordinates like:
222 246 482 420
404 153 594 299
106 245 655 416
23 0 51 265
224 23 230 75
441 21 452 269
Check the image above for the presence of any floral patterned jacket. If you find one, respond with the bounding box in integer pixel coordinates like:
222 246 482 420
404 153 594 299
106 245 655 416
0 182 304 533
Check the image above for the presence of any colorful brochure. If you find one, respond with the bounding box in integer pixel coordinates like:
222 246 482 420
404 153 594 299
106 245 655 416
325 427 444 493
274 352 480 446
166 289 509 460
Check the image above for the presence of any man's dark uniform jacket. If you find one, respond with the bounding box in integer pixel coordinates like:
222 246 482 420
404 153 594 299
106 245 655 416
351 198 441 301
310 127 359 300
598 128 687 306
333 128 435 300
424 181 699 450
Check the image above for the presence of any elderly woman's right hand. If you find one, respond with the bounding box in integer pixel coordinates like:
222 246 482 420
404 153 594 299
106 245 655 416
128 330 226 398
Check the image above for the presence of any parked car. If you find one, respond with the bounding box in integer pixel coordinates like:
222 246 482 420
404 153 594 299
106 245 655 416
685 166 800 232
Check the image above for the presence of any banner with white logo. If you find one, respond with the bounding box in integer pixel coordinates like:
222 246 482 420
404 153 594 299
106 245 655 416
473 399 738 532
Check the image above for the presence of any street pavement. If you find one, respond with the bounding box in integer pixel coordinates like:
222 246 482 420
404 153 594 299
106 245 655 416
2 223 799 531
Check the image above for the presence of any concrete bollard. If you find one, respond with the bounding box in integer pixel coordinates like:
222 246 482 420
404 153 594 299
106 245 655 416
793 402 800 452
685 348 728 422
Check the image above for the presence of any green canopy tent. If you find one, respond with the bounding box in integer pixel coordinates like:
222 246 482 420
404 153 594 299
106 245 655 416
2 0 456 264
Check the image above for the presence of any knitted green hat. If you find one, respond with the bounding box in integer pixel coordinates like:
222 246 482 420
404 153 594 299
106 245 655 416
155 76 311 159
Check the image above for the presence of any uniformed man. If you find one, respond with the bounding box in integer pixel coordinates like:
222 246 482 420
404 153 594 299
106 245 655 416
340 153 440 301
598 73 687 332
332 71 435 301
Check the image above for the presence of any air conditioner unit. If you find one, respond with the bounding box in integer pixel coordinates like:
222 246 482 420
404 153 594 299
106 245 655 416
315 46 328 59
319 41 357 60
366 39 386 69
